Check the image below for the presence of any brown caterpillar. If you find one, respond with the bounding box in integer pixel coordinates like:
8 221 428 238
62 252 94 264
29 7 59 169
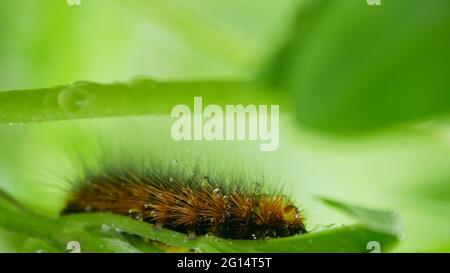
62 172 307 240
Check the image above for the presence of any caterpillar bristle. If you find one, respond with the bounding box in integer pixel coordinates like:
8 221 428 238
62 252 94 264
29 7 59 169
62 172 307 240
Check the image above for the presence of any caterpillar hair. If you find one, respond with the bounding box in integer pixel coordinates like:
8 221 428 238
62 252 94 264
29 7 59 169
32 117 307 240
62 167 307 240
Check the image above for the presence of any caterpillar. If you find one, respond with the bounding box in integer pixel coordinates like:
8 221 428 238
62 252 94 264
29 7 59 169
62 171 307 240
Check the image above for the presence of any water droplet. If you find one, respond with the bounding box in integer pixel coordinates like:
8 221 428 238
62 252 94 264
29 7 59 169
223 195 229 201
251 234 257 240
144 203 152 209
205 232 213 237
128 209 142 221
71 80 92 86
101 224 110 232
213 188 222 197
130 76 157 88
84 206 92 212
186 232 196 241
58 83 92 114
169 177 174 182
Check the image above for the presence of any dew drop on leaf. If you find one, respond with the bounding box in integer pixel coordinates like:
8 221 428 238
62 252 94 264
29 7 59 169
101 224 110 232
57 83 92 114
128 209 143 221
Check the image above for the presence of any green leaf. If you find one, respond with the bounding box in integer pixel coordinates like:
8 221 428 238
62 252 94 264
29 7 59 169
264 0 450 133
0 192 402 253
319 197 403 237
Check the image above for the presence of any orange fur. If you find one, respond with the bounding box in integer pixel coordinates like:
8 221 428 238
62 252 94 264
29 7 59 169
63 173 306 239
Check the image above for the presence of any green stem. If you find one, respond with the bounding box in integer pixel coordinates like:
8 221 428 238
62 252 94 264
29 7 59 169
0 79 283 124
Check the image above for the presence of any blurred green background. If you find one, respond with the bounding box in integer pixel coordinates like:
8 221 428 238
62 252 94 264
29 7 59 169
0 0 449 252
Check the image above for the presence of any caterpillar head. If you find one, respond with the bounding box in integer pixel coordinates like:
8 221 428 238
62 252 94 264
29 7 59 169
249 195 306 239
